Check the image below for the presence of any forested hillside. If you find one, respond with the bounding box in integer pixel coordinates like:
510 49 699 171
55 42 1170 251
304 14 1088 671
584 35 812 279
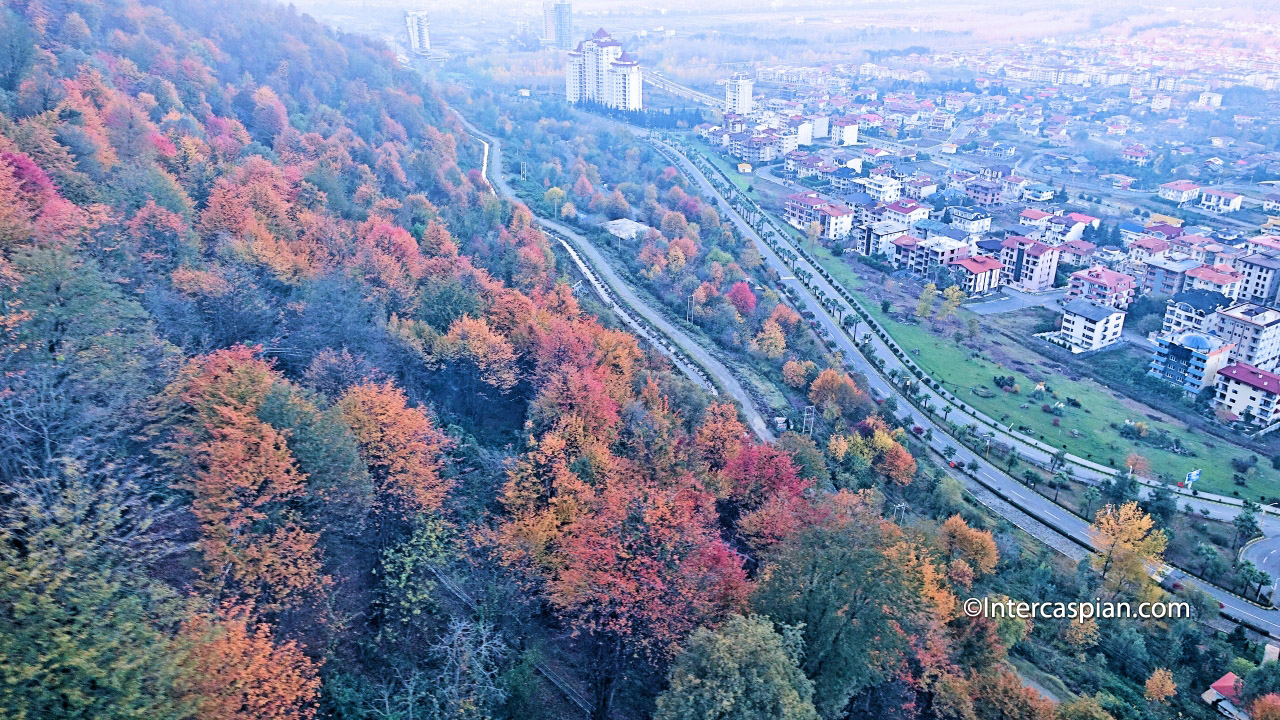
0 2 1256 720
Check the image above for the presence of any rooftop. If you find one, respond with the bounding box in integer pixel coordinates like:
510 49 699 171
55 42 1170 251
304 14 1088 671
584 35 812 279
1219 303 1280 327
950 256 1003 274
1063 299 1122 323
1072 266 1134 289
1219 364 1280 394
1170 289 1231 313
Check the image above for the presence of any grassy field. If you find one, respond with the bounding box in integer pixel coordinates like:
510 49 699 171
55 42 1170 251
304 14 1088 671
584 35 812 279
801 243 1280 500
687 138 752 194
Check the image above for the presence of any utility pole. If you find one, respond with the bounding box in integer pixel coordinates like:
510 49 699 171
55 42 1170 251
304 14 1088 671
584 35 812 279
802 405 815 437
892 502 909 523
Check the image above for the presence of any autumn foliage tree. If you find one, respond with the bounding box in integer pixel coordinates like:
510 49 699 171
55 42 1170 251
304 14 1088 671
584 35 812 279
155 347 328 610
174 603 321 720
1090 502 1168 599
543 473 749 719
338 381 453 525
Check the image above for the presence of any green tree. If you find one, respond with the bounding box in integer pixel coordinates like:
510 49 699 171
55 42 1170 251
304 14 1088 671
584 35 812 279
1235 505 1262 550
0 466 186 719
1081 486 1101 519
753 507 930 718
654 615 818 720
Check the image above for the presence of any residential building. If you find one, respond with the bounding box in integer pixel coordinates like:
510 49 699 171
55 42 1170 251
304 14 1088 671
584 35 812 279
782 193 853 241
830 117 859 145
1235 250 1280 305
965 179 1003 205
903 178 938 200
883 199 929 228
1141 254 1201 296
544 1 573 50
405 11 431 55
949 255 1003 295
1199 188 1243 213
1127 236 1170 267
890 235 969 275
1214 364 1280 433
1000 236 1059 292
1019 208 1052 231
861 174 901 203
1059 239 1096 267
948 207 992 234
1058 300 1125 353
859 220 908 257
725 73 753 116
1185 264 1243 300
1161 290 1231 335
1149 331 1234 394
1067 266 1137 309
565 29 642 111
1158 180 1200 204
1213 303 1280 372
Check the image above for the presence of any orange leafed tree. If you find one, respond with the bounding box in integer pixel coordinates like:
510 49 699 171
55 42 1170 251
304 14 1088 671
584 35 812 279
938 515 998 580
158 347 328 608
1252 694 1280 720
439 315 519 392
175 603 321 720
338 381 452 522
694 402 748 480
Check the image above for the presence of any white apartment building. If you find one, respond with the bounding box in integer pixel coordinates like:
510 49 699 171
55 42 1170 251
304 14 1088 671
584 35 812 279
1214 364 1280 434
948 207 992 234
405 11 430 55
1058 300 1125 353
1213 303 1280 372
725 73 753 116
1158 180 1201 204
1200 188 1243 213
566 29 642 111
1236 250 1280 305
861 175 901 203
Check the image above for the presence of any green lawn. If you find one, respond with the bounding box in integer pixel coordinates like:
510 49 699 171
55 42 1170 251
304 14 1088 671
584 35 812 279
803 244 1280 500
687 139 752 194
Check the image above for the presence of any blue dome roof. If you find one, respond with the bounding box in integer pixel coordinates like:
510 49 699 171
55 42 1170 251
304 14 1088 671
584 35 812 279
1178 332 1212 350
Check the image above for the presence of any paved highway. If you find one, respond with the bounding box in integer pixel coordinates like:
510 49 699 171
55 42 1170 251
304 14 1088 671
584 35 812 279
654 136 1280 636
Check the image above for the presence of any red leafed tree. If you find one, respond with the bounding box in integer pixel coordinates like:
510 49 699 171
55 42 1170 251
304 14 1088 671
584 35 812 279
159 347 329 609
725 281 757 316
338 382 452 524
175 603 321 720
546 472 749 719
573 174 595 200
724 443 813 547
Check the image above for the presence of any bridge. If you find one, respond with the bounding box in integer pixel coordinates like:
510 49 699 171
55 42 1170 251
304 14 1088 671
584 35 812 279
642 69 721 108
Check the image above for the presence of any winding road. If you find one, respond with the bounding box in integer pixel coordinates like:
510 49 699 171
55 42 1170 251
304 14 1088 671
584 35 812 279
453 111 775 443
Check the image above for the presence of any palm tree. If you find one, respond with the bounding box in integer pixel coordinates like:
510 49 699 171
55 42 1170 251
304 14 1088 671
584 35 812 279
1081 486 1101 519
1052 469 1071 503
1049 448 1067 472
1256 570 1273 602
